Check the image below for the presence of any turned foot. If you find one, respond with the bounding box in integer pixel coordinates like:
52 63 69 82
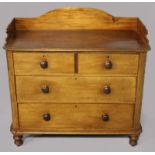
129 135 139 146
13 135 23 146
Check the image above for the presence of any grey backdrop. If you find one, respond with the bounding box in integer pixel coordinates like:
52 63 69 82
0 2 155 152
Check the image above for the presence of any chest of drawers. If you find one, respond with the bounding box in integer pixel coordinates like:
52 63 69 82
4 8 150 147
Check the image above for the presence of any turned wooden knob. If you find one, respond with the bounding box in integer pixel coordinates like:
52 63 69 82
103 85 111 94
43 113 51 121
40 60 48 69
102 114 109 122
41 85 49 93
104 60 112 69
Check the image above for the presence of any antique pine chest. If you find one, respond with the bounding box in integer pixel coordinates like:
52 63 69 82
4 8 150 146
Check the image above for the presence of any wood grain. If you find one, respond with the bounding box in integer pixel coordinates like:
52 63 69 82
4 8 149 146
79 53 139 74
4 8 149 52
18 103 134 130
13 52 74 75
16 76 136 103
6 51 19 129
134 53 146 129
12 128 141 135
15 8 137 31
5 30 146 52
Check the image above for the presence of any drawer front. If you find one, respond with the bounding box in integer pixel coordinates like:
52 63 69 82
16 76 136 103
78 54 139 74
19 104 134 130
13 52 74 75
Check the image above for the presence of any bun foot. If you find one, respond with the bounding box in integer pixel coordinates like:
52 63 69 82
13 135 23 146
129 135 139 146
129 139 137 146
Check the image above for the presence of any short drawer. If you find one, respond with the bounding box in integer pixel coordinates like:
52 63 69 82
13 52 74 75
16 76 136 103
78 54 139 74
19 104 134 130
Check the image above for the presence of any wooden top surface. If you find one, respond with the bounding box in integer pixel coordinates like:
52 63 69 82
5 30 146 52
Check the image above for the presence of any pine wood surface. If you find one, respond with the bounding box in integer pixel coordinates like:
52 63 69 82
18 103 134 130
16 76 136 103
79 53 139 74
5 30 147 51
4 8 149 146
13 52 74 75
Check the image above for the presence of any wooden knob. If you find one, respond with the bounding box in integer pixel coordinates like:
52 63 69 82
103 85 111 94
41 85 49 93
43 113 51 121
102 114 109 122
40 61 48 69
104 60 112 69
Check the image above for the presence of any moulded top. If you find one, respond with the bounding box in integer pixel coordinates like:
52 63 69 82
5 30 147 52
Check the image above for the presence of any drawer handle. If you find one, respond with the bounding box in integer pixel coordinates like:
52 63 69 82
103 85 111 94
40 60 48 69
104 60 112 69
43 113 51 121
41 85 49 94
102 114 109 122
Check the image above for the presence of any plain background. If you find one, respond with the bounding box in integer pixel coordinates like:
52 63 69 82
0 2 155 152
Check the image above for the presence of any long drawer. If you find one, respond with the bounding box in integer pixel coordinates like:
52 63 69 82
78 53 139 74
18 103 134 130
13 52 74 75
16 76 136 103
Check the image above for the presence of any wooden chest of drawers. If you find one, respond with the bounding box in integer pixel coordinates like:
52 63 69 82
4 8 150 147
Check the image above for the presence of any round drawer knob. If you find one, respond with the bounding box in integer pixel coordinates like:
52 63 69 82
103 85 111 94
41 85 49 94
102 114 109 122
104 60 112 69
40 61 48 69
43 113 51 121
